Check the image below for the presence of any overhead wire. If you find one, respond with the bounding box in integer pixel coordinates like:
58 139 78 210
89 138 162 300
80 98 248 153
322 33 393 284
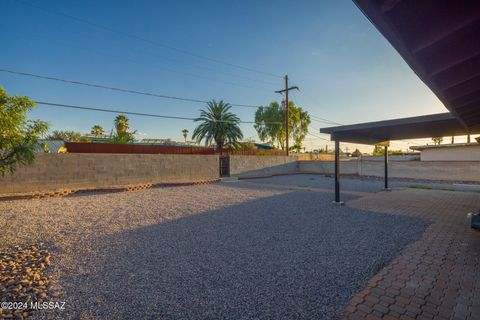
15 0 282 78
0 21 278 90
0 68 263 108
34 100 283 124
289 82 429 148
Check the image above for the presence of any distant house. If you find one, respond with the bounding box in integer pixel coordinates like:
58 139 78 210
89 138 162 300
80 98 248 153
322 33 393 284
254 143 275 150
411 143 480 161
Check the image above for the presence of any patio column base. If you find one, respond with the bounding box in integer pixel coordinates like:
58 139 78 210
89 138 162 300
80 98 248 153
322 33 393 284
332 201 345 206
383 188 392 191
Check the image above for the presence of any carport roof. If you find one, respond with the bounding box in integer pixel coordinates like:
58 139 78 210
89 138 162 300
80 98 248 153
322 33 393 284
319 112 479 145
353 0 480 131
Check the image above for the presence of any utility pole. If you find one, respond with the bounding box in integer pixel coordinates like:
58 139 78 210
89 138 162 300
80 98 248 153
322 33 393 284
275 75 299 156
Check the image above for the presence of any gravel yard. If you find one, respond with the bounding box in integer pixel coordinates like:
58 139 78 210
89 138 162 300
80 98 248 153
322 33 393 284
0 176 429 319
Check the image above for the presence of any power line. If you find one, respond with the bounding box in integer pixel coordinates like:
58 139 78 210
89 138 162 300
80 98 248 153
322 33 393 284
291 85 427 147
34 100 283 124
0 68 262 108
16 0 282 79
306 132 331 142
1 21 277 91
289 89 343 125
310 115 342 126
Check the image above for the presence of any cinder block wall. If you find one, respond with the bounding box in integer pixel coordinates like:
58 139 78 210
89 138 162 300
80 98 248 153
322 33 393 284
4 154 480 195
295 153 335 161
298 160 359 175
298 159 480 182
229 155 298 178
0 153 219 194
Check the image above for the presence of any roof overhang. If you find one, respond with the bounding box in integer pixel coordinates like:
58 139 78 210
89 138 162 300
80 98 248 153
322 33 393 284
353 0 480 131
320 112 480 145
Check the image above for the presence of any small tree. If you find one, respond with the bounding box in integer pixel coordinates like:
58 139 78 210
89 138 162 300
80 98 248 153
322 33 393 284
47 130 83 142
254 101 311 150
431 136 443 145
114 115 129 133
0 87 48 175
192 100 243 151
373 145 384 155
182 129 189 143
91 125 104 137
351 149 362 157
113 115 135 144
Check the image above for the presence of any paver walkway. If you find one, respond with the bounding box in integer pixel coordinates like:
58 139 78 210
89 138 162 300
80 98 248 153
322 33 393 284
342 188 480 320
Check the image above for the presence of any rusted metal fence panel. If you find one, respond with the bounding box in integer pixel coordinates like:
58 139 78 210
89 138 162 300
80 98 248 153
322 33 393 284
65 142 215 154
65 143 287 156
219 149 287 156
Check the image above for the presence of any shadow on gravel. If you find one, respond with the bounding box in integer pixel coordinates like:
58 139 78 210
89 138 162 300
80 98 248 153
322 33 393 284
61 190 429 320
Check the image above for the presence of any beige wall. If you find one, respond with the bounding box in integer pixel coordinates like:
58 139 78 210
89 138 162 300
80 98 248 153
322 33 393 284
298 159 480 182
420 145 480 161
230 155 298 178
0 153 219 194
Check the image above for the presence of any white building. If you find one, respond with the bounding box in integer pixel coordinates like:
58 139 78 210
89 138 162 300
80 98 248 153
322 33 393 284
411 143 480 161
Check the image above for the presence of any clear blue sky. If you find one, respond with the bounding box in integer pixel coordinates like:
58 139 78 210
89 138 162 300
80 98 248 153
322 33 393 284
1 0 450 151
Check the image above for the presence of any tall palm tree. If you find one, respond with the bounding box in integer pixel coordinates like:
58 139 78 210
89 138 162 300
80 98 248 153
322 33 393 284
192 100 243 151
114 115 129 134
91 125 104 137
182 129 189 143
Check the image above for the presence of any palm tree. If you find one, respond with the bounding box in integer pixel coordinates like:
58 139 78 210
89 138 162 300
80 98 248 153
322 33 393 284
182 129 189 143
114 115 129 134
192 100 243 152
91 125 104 137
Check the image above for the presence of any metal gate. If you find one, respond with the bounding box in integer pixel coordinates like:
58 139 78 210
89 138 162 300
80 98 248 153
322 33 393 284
219 156 230 177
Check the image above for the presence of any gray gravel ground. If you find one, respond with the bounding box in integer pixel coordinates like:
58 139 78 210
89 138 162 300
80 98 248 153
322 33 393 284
0 177 429 319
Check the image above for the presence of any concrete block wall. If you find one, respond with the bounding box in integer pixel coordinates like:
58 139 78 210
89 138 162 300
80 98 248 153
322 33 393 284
229 155 298 178
298 159 480 183
3 154 480 195
360 160 480 182
299 160 359 175
0 153 219 194
294 153 335 161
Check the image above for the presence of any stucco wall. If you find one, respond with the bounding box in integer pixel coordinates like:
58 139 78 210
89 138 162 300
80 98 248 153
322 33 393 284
298 159 480 182
0 153 219 194
229 155 298 178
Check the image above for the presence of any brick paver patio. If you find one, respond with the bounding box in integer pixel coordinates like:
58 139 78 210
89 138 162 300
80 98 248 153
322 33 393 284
342 188 480 320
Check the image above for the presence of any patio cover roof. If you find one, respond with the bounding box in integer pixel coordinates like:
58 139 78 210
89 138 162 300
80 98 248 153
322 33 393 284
320 112 479 145
353 0 480 131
